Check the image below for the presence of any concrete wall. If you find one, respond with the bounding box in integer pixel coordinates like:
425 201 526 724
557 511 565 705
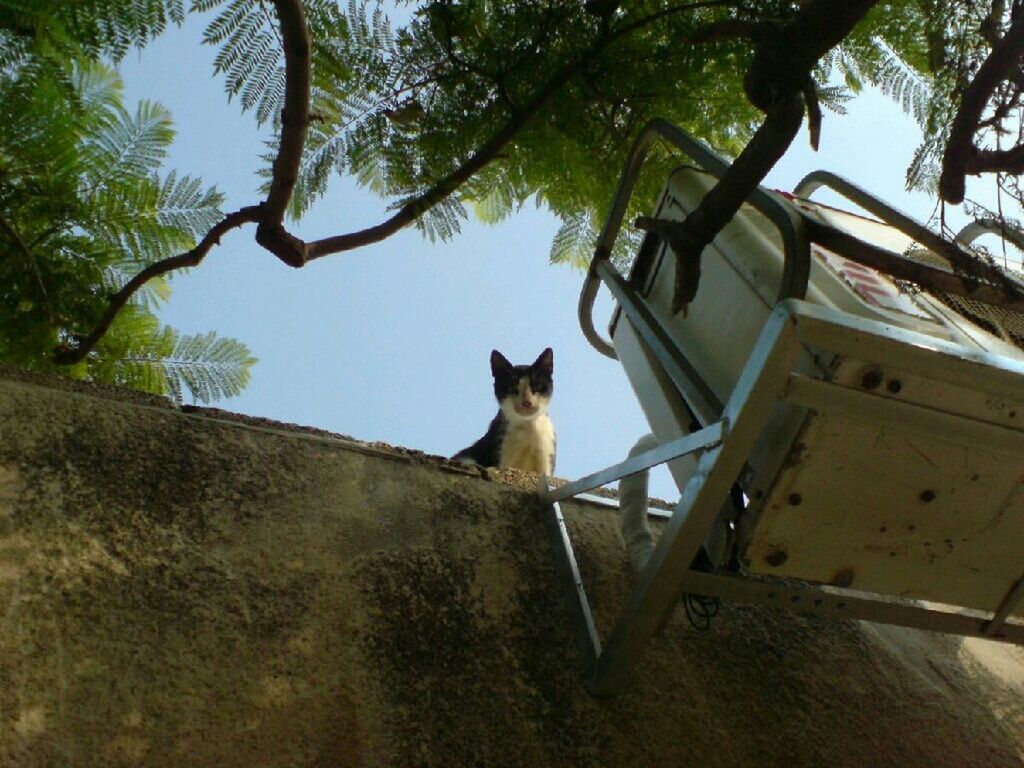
1 367 1023 767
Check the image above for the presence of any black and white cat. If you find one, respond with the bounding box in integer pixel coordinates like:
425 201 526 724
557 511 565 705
452 348 556 475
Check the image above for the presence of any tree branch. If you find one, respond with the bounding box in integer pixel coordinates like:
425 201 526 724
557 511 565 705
54 0 313 363
967 142 1024 175
664 0 878 311
306 99 543 259
669 94 806 312
255 0 312 267
940 13 1024 203
54 0 878 363
53 206 262 365
0 211 53 323
614 0 744 38
804 218 1024 309
305 1 715 261
743 0 878 112
687 18 768 44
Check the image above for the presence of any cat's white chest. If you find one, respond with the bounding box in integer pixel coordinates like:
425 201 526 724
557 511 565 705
500 415 556 475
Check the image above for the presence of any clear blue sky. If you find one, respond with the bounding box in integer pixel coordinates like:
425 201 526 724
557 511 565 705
116 10 995 501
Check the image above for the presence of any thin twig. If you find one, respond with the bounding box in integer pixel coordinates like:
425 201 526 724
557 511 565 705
0 211 54 324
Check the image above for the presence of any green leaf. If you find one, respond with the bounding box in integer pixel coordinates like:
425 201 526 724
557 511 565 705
549 210 596 269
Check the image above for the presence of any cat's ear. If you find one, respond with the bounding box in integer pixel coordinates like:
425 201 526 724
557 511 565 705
490 350 513 377
533 347 553 376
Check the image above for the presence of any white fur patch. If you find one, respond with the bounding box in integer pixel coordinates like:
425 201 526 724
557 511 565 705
499 397 555 475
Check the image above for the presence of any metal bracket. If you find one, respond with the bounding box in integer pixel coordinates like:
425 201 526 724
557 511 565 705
540 481 601 674
546 298 1024 696
541 421 725 505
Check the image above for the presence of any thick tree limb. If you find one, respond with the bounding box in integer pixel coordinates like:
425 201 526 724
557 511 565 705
668 95 805 312
967 142 1024 175
940 13 1024 203
255 0 312 267
53 206 262 365
804 218 1024 309
664 0 878 312
743 0 878 113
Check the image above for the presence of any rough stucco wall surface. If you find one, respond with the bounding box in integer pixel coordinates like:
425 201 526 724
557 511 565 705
1 369 1024 767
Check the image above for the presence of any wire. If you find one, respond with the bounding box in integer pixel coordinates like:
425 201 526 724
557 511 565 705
682 592 720 631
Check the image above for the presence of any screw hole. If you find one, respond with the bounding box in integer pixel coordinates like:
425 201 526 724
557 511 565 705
861 370 883 390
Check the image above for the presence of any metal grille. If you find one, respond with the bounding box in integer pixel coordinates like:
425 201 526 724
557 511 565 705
907 249 1024 351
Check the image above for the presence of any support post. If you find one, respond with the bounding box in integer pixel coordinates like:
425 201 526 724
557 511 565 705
590 305 802 695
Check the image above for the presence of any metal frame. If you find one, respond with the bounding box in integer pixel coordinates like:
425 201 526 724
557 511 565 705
541 421 725 505
956 218 1024 252
557 122 1024 696
794 170 967 262
543 298 1024 696
578 119 810 360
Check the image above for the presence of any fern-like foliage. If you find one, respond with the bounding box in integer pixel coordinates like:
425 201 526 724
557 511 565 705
83 100 175 181
200 0 353 126
251 0 406 220
0 40 253 403
385 193 467 243
92 308 256 404
0 0 185 61
549 211 597 270
463 175 526 225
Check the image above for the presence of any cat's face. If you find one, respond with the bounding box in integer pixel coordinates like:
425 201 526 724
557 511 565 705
490 348 553 422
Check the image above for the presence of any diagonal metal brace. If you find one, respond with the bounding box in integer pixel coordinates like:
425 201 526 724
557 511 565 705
540 421 727 505
539 478 602 673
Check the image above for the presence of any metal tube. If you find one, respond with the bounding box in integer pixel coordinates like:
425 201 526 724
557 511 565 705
985 573 1024 636
540 477 602 673
796 171 1021 278
794 170 944 250
597 261 724 423
541 421 726 504
956 217 1024 253
681 570 1024 644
